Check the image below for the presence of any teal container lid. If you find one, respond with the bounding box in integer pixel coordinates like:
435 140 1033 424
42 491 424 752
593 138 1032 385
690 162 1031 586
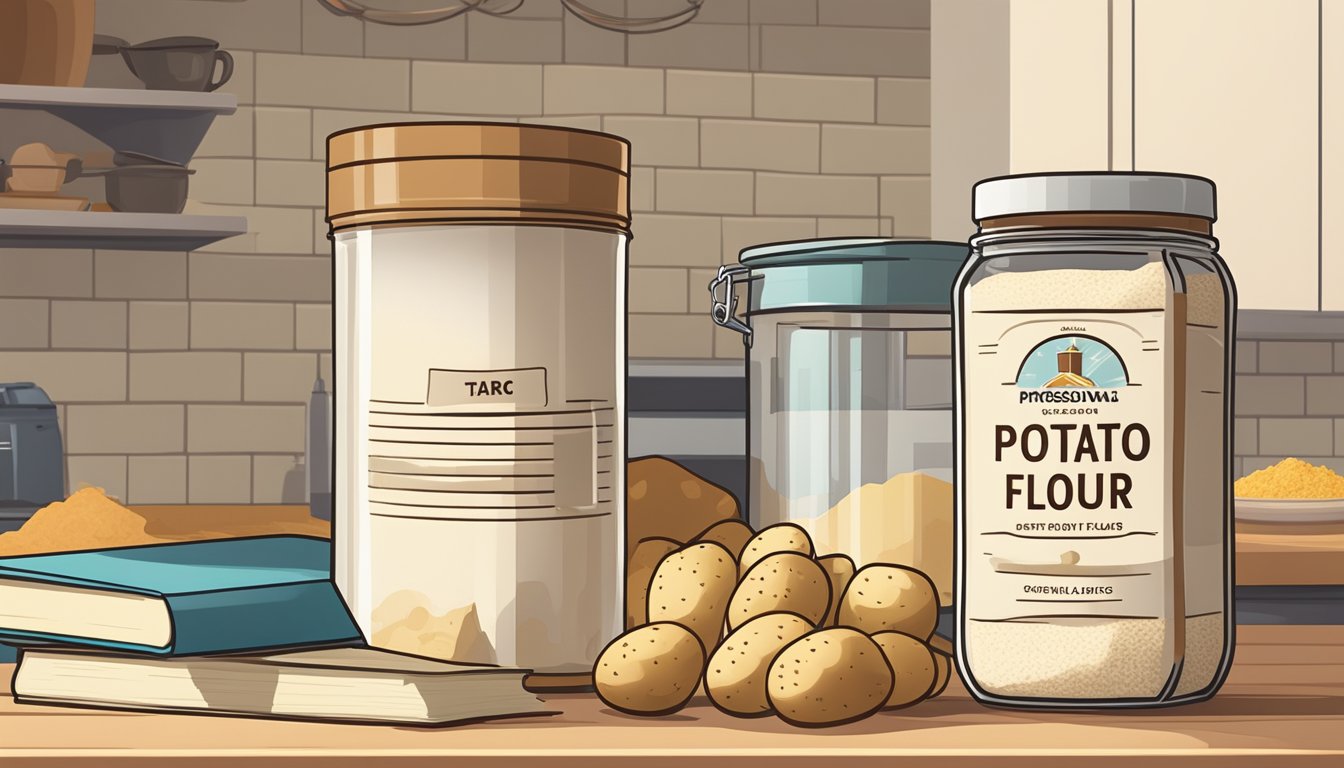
738 238 967 313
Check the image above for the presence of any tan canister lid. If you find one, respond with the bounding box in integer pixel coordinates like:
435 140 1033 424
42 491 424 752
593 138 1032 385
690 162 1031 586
326 122 631 234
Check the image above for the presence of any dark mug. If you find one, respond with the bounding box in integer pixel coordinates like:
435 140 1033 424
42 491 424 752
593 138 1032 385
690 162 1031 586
120 36 234 92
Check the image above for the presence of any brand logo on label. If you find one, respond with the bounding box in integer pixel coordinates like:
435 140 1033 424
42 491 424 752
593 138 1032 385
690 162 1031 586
1016 335 1127 404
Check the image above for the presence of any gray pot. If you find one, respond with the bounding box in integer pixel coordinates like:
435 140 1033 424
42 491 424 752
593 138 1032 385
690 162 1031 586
101 163 195 213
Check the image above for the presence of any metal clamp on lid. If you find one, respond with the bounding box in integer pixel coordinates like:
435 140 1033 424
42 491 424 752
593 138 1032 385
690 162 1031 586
709 265 751 337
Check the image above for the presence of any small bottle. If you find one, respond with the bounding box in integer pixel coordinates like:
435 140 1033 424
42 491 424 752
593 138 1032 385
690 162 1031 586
954 172 1235 707
306 376 332 521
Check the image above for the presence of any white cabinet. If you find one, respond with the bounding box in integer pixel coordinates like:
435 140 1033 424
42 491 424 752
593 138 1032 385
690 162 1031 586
1325 0 1343 310
1134 0 1319 311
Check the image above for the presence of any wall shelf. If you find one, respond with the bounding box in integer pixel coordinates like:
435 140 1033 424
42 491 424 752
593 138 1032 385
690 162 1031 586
0 84 236 166
0 209 247 251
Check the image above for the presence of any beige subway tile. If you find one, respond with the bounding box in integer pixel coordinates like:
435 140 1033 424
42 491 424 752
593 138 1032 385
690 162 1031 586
1235 375 1305 416
467 15 563 62
714 324 747 359
658 0 747 23
818 0 930 27
628 23 750 71
129 302 189 350
128 456 187 505
630 268 690 314
296 304 333 351
0 250 92 298
1258 341 1334 374
220 50 256 106
189 159 254 205
412 61 544 115
94 250 187 300
1238 341 1258 373
0 299 48 348
255 160 325 207
257 53 408 111
629 314 713 358
188 204 314 254
878 78 931 126
755 74 874 123
191 302 294 350
1308 377 1344 416
302 0 363 56
66 404 183 453
51 301 126 349
528 115 604 131
256 108 313 160
666 70 752 117
630 214 722 267
688 268 718 315
750 0 817 24
1338 419 1344 455
365 16 466 60
130 352 242 402
756 173 877 216
655 169 754 215
188 455 253 504
563 7 625 65
1234 418 1258 456
188 405 305 453
822 125 929 174
312 109 415 160
722 217 818 263
0 351 122 401
881 176 932 236
816 218 882 237
189 253 329 303
1258 418 1334 456
544 65 664 115
93 0 300 54
195 108 254 158
320 352 333 389
761 26 929 78
66 456 127 501
701 120 819 172
253 455 307 504
314 210 332 255
245 353 321 402
603 116 699 167
631 167 656 212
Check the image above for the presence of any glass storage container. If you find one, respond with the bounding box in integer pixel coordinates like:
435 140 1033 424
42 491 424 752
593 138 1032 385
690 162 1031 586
955 172 1235 707
711 238 966 605
327 122 629 685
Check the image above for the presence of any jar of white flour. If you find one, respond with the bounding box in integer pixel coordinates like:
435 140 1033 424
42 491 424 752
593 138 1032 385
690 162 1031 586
954 173 1235 707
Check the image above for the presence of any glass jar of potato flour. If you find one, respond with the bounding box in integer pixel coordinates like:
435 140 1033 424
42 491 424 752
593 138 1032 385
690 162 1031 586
954 173 1235 707
711 238 965 604
327 123 628 685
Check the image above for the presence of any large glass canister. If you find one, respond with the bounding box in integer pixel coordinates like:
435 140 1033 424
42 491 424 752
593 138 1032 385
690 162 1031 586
327 123 629 683
955 172 1235 707
710 239 966 605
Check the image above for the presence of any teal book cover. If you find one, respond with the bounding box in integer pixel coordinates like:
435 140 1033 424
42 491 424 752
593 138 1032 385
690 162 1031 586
0 535 360 656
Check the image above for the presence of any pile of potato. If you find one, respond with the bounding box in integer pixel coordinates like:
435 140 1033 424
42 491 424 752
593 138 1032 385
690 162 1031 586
598 520 953 727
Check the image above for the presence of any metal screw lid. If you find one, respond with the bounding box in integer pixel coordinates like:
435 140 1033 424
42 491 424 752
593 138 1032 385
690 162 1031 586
973 172 1217 223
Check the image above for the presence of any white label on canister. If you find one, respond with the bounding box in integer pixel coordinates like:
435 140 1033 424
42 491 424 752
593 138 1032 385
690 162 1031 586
427 367 548 408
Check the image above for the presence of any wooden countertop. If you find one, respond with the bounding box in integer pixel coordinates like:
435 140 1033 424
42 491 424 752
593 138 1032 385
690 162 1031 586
1 625 1340 767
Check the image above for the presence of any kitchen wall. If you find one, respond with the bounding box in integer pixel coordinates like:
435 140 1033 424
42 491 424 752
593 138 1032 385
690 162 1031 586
0 0 932 505
1236 332 1344 478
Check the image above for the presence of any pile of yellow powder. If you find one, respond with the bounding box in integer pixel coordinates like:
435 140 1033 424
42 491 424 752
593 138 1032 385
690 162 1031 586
1235 457 1344 499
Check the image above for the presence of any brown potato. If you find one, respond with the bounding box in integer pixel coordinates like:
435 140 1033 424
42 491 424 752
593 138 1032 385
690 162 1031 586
871 631 938 708
625 537 680 629
646 541 737 651
767 628 893 727
704 612 812 716
694 518 754 561
594 622 706 716
627 457 738 550
838 564 939 640
929 652 951 698
816 553 856 626
738 522 813 577
728 552 830 630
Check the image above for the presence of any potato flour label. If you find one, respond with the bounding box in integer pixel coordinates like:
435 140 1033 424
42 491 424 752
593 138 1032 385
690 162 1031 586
962 311 1172 621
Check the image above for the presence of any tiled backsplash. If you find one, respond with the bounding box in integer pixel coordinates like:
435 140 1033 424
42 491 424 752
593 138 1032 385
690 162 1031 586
1235 338 1344 478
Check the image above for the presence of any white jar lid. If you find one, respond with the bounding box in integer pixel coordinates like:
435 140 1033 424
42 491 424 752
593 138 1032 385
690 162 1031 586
973 172 1216 223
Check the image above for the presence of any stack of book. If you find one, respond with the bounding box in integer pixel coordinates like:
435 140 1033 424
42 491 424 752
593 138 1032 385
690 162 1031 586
0 535 551 725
